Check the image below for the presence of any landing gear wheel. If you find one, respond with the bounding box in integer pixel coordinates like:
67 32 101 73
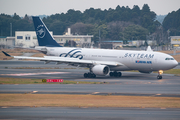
88 73 92 78
114 72 118 77
157 75 162 79
157 70 163 79
117 72 122 77
110 72 114 77
109 71 122 77
84 73 96 78
84 73 88 78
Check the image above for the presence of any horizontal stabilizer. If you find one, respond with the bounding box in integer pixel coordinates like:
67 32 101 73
2 51 12 57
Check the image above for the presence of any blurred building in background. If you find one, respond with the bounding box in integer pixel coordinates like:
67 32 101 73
171 36 180 49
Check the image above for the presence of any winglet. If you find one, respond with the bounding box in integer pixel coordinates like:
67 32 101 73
2 51 12 57
146 46 153 52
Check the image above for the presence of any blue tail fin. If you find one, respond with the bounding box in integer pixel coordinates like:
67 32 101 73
32 16 61 47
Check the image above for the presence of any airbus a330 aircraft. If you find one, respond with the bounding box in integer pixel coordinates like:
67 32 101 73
2 17 178 79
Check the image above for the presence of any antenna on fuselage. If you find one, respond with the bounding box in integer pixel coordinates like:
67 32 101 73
146 46 153 52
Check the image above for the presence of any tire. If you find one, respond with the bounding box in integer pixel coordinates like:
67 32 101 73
84 73 88 78
157 75 162 79
110 72 114 77
88 73 92 78
118 72 122 77
114 72 118 77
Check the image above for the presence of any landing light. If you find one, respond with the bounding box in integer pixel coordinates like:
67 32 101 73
158 70 163 75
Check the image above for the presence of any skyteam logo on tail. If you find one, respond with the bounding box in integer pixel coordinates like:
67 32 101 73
36 25 46 38
59 49 83 59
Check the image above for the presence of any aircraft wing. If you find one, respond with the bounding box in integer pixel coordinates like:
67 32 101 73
2 51 123 67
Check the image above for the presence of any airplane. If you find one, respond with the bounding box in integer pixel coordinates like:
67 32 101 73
2 16 178 79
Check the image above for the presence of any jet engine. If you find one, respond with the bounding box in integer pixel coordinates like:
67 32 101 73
91 65 110 76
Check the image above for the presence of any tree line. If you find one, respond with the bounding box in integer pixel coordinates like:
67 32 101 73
163 8 180 36
0 4 179 44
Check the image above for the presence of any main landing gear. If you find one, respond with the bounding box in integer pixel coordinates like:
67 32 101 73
157 70 163 79
84 72 96 78
109 71 122 77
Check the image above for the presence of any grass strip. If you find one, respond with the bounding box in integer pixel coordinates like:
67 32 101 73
0 94 180 108
0 78 102 84
127 69 180 76
153 69 180 76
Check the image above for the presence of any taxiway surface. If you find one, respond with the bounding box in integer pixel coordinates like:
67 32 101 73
0 61 180 96
1 107 180 120
0 60 180 119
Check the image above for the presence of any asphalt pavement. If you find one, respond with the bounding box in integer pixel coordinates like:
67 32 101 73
1 107 180 120
0 60 180 120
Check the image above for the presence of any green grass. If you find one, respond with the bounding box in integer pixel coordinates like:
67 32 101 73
163 69 180 75
0 77 104 84
127 69 180 76
153 69 180 76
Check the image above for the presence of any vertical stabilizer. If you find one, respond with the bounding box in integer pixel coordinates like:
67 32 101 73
32 16 61 47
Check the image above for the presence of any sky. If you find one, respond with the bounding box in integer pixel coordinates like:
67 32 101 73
0 0 180 17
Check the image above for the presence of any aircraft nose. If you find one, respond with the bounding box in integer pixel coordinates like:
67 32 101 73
173 60 178 68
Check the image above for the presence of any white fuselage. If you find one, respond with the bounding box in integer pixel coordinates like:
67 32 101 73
44 47 178 72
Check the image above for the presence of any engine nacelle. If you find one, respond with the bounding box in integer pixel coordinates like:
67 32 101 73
91 65 110 76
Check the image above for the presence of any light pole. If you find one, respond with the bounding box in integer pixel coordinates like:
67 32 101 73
99 30 101 48
10 23 12 37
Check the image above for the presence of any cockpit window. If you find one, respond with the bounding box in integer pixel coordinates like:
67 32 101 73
165 58 174 60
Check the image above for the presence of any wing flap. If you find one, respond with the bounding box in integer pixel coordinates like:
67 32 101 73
13 56 123 66
2 51 123 67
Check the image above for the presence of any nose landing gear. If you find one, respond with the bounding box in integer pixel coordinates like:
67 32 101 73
157 70 163 79
157 75 162 79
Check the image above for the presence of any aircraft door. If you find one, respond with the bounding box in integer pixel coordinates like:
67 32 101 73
152 58 158 71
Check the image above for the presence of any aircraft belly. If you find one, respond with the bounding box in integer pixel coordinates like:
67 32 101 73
124 58 153 72
137 64 152 71
110 65 131 71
